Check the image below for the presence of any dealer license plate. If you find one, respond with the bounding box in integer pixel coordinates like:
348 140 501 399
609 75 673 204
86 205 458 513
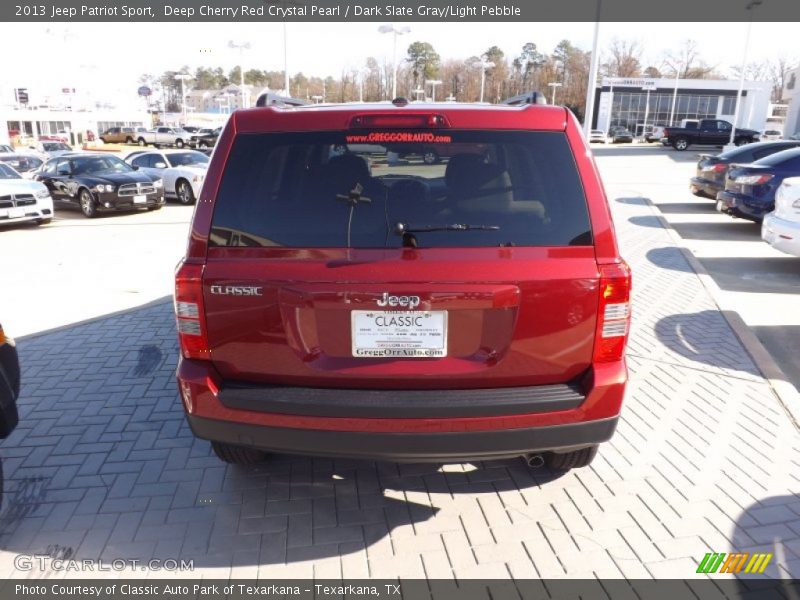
133 194 147 204
351 310 447 358
8 207 25 218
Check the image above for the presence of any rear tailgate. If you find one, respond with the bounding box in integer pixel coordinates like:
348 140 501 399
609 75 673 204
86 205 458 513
203 247 599 389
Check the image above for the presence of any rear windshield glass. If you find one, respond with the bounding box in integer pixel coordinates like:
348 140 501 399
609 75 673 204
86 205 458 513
754 148 800 167
210 130 592 248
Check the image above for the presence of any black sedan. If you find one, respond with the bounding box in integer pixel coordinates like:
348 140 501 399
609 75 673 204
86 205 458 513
690 140 800 199
608 126 634 143
35 153 165 218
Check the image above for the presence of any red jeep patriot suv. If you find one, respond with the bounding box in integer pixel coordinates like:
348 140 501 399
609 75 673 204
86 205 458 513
174 100 630 470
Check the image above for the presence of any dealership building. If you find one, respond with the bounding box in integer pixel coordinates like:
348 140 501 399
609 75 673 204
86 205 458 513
592 77 774 135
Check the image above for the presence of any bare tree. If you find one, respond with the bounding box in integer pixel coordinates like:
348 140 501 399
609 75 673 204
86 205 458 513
767 55 798 102
661 39 717 79
602 38 642 78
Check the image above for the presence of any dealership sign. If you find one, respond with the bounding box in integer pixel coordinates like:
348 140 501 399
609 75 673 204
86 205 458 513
138 86 152 97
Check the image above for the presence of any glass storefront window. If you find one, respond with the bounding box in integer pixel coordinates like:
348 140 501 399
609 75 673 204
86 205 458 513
607 90 739 130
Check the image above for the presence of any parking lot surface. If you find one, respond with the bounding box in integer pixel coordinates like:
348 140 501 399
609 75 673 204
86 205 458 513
1 148 799 580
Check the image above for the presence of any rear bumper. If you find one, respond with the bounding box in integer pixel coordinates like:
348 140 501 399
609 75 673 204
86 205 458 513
762 212 800 257
186 413 619 462
176 358 627 460
690 176 722 198
715 190 768 222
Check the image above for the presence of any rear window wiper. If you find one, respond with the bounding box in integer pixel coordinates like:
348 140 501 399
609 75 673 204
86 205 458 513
393 222 500 248
394 222 500 234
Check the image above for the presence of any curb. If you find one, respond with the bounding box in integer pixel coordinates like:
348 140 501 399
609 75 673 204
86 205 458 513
641 196 800 427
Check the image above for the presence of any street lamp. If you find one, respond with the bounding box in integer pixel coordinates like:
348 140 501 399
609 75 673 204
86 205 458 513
427 79 442 102
727 0 763 149
228 40 251 109
175 74 192 125
668 61 684 126
582 0 602 138
264 0 301 95
413 87 425 101
378 24 411 99
548 82 563 105
473 60 495 103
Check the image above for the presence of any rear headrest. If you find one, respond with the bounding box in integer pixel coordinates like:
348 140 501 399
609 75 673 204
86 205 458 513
445 154 488 191
445 154 512 211
324 153 371 193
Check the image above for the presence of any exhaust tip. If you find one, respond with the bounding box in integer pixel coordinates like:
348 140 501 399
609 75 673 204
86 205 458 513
525 454 545 468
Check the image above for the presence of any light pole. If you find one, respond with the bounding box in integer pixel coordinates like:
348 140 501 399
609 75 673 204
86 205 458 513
548 82 563 105
263 0 301 95
668 61 685 126
427 79 442 101
175 74 192 125
474 60 495 103
642 82 655 139
378 25 411 99
413 87 425 101
582 0 602 138
228 41 251 108
728 0 762 148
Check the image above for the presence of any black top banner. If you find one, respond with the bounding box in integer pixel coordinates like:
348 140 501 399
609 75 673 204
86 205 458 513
3 0 798 22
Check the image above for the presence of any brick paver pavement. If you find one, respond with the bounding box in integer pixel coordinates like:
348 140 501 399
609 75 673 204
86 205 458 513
1 191 798 581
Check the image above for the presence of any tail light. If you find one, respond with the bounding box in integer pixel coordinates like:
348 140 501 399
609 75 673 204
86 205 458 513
733 173 774 185
663 128 669 138
593 262 632 363
711 163 727 173
175 261 210 360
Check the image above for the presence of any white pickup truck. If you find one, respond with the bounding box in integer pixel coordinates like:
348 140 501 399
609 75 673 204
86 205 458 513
135 127 191 148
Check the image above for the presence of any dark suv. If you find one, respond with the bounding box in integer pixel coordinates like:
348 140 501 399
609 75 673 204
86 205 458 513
174 101 631 470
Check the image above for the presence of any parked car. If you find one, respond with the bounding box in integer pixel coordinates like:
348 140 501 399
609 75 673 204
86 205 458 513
388 142 489 164
762 177 800 257
182 126 200 134
100 126 147 145
0 154 44 178
136 127 191 148
607 126 633 143
39 132 69 143
0 162 53 226
174 101 631 469
716 147 800 222
0 145 14 154
35 153 164 218
29 141 73 159
589 129 607 143
665 119 759 151
189 127 222 149
647 125 666 143
760 130 783 141
126 149 209 205
690 141 800 198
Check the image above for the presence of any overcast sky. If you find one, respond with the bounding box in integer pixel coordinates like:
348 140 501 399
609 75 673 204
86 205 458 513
4 22 798 97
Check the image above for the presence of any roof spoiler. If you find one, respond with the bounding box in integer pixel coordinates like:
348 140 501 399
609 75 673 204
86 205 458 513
256 92 311 108
500 92 548 106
